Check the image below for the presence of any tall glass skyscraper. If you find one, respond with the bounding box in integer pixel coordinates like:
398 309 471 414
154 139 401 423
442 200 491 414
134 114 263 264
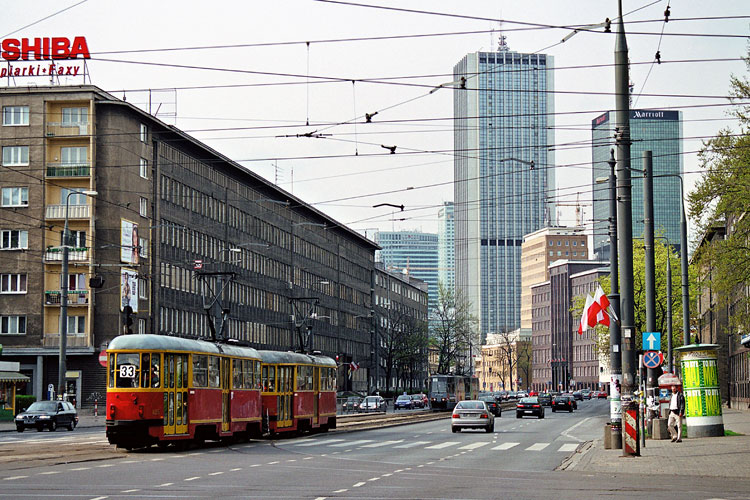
453 48 555 340
375 231 439 313
437 202 455 293
592 110 683 257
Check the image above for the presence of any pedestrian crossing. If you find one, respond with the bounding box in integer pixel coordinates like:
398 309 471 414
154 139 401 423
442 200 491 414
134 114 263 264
292 438 577 453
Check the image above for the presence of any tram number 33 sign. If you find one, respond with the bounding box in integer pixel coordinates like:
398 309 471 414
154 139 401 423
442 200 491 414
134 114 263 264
119 365 136 378
643 351 663 369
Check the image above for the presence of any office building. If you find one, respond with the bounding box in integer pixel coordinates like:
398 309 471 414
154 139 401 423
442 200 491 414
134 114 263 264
437 202 455 292
592 110 683 258
453 47 555 340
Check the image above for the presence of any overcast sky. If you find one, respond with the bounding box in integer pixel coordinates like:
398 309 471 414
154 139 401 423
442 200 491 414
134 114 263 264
3 0 748 241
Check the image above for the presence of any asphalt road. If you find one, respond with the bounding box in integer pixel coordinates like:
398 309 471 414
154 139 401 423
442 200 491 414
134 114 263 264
1 398 749 499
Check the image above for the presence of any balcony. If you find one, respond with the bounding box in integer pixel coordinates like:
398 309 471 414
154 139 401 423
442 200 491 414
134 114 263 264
46 204 90 220
46 122 91 137
44 247 89 263
42 333 90 348
45 290 89 306
46 163 90 178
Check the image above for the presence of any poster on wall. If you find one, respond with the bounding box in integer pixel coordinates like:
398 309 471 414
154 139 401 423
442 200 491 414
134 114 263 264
120 268 138 313
120 219 139 265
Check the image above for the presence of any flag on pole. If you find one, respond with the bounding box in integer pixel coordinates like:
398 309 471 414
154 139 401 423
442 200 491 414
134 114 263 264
592 286 610 327
578 294 595 335
348 361 359 378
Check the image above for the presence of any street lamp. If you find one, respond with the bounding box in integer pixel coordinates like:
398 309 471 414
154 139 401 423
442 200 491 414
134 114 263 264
59 189 97 401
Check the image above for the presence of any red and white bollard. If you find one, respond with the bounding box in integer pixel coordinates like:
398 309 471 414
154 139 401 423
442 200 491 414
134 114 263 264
623 400 639 456
94 399 98 418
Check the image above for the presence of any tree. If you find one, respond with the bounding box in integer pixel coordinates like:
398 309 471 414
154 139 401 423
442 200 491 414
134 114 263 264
491 331 529 391
430 283 478 375
688 51 750 333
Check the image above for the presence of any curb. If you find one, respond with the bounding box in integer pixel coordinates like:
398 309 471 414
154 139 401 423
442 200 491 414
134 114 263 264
556 440 594 471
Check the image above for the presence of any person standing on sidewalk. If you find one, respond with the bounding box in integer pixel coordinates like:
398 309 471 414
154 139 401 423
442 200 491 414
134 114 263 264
668 385 685 442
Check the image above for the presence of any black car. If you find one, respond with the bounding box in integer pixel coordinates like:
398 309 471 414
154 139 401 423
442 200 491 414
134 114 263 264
551 395 574 412
15 400 78 432
561 394 578 410
572 391 583 401
342 396 362 412
516 397 544 419
537 393 552 406
479 396 502 417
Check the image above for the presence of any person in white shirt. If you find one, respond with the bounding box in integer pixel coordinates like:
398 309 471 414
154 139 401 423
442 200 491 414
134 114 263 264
667 385 685 442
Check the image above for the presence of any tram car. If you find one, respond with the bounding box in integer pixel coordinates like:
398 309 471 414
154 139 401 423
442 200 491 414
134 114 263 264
105 334 337 449
428 374 479 411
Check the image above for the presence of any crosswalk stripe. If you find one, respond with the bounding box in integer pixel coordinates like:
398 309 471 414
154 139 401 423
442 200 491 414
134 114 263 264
558 443 579 452
393 441 431 449
525 443 550 451
329 439 373 447
360 440 403 448
458 442 489 450
294 439 344 447
425 441 459 449
491 442 519 450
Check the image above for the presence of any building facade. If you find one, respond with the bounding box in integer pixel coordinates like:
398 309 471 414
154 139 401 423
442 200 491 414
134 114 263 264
437 201 455 293
475 330 531 393
0 85 380 405
530 281 551 391
453 48 555 340
592 110 683 258
570 267 610 391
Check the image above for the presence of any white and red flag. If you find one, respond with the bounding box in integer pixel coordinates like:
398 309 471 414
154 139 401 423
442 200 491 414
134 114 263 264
578 294 595 335
592 286 610 327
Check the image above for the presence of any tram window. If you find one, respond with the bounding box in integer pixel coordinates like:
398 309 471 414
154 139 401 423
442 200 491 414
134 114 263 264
255 361 261 389
108 353 115 388
243 359 253 389
116 353 140 388
297 365 308 391
261 365 268 391
267 365 276 392
193 355 208 387
141 353 151 388
151 354 161 388
233 359 243 389
331 368 337 391
176 355 183 388
208 356 220 388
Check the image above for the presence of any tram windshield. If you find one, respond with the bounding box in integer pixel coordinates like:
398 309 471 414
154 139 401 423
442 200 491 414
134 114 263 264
110 352 161 389
430 377 447 393
115 353 140 388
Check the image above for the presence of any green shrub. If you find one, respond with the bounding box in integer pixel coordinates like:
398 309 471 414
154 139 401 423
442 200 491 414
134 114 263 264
15 394 36 415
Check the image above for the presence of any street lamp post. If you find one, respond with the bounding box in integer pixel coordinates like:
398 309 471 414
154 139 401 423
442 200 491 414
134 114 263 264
59 189 97 400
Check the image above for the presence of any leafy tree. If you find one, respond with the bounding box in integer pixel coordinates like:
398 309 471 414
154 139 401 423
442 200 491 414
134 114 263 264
430 283 479 375
688 51 750 332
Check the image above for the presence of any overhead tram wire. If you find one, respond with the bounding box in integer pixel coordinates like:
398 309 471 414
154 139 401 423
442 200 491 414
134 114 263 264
633 0 672 108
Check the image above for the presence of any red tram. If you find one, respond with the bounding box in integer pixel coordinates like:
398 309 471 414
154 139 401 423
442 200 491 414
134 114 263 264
105 334 337 449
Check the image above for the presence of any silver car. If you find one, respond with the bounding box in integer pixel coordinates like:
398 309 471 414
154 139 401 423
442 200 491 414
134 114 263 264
451 400 495 433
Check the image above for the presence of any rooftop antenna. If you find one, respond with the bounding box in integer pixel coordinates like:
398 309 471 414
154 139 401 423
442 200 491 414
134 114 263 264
497 20 510 52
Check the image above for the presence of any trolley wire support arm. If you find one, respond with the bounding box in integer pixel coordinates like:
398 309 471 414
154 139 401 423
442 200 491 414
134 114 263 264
289 296 320 353
196 271 236 342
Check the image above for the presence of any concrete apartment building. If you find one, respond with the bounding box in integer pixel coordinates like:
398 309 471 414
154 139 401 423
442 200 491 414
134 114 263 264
0 85 383 405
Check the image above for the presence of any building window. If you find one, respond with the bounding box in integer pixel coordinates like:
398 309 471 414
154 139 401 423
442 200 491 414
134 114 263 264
557 251 561 256
1 273 27 293
573 251 578 256
548 241 553 246
573 241 578 246
61 230 86 248
139 197 148 217
61 146 87 165
139 158 148 179
0 315 25 335
139 237 148 258
63 273 87 291
1 187 28 207
61 107 88 125
581 241 585 247
557 241 561 246
60 188 88 205
565 240 569 246
138 278 148 299
138 318 146 335
549 251 553 256
67 316 85 335
1 230 28 250
3 106 29 126
140 123 148 142
2 146 29 166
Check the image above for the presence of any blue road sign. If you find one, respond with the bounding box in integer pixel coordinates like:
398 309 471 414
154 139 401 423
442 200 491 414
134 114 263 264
642 332 661 351
643 350 662 369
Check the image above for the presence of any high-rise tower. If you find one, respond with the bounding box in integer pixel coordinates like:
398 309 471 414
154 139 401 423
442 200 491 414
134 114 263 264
437 202 455 293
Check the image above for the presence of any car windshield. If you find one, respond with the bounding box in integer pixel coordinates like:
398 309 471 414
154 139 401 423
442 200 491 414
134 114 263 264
26 401 58 412
479 397 495 403
364 397 378 403
520 397 538 404
397 396 411 401
456 401 484 410
346 397 359 402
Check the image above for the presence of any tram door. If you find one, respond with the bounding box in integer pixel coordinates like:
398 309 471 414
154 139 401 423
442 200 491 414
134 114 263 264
277 366 293 428
313 366 320 425
164 354 189 436
221 357 230 432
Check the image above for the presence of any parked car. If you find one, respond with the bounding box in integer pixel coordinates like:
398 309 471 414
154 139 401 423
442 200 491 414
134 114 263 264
551 395 574 413
537 393 552 407
479 395 502 417
394 395 415 410
516 397 544 419
451 400 495 433
581 389 592 400
342 396 362 412
528 390 538 397
410 394 425 408
359 395 387 413
15 400 78 432
572 391 583 401
597 390 608 399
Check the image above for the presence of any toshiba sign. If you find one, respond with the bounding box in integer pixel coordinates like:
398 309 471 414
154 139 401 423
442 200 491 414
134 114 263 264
1 37 90 60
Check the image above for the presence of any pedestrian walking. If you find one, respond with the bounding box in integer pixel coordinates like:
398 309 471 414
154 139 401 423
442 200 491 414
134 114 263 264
667 385 685 442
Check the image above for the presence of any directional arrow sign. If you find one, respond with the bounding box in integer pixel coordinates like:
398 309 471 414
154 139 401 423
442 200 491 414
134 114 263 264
642 332 661 351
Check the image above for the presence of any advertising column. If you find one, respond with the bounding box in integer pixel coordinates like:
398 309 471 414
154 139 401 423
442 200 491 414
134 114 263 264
675 344 725 437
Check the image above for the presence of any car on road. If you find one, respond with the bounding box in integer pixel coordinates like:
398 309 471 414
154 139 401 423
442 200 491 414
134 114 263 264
342 396 362 412
495 391 508 401
359 395 387 413
507 391 518 400
561 394 578 410
451 400 495 433
597 390 608 399
551 395 574 412
528 390 538 397
394 395 415 410
572 391 583 401
478 395 502 417
15 400 78 432
537 393 552 406
517 391 528 399
581 389 592 400
516 397 544 419
410 394 426 408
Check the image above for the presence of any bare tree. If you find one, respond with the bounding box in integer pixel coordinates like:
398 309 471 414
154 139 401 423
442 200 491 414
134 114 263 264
431 284 478 375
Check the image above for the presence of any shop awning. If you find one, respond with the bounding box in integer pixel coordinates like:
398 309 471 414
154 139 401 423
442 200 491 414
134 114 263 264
0 371 30 383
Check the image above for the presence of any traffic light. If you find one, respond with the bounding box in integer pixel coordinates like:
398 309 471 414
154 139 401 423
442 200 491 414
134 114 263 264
123 305 134 334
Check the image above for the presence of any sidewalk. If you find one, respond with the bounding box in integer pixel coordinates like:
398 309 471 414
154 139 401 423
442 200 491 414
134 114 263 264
0 411 106 433
563 407 750 478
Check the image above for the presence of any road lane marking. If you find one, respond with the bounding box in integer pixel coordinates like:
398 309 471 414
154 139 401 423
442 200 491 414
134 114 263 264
394 441 430 448
121 490 140 493
558 443 579 452
3 476 28 480
459 442 489 450
334 490 348 493
97 464 114 468
251 464 261 467
156 483 173 487
70 467 90 471
287 459 297 462
304 457 314 460
39 471 61 475
561 417 591 443
330 439 372 447
361 440 403 448
267 461 279 465
491 442 519 450
368 477 379 481
383 473 392 477
185 476 200 481
526 443 550 451
209 472 224 476
231 468 242 471
90 496 108 500
352 482 366 488
295 439 345 447
425 441 459 449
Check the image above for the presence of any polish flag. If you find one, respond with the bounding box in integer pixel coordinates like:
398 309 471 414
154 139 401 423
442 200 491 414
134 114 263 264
578 294 595 335
593 286 610 327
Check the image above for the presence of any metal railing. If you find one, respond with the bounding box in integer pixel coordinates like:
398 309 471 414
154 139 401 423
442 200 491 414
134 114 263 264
45 290 89 306
45 204 90 219
46 122 91 137
46 163 91 177
42 333 89 348
44 248 88 262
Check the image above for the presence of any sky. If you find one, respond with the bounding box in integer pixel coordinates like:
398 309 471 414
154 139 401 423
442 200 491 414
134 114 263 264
2 0 748 242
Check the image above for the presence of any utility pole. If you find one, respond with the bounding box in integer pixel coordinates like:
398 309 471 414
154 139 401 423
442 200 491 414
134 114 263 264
614 0 638 456
606 150 623 449
643 151 658 391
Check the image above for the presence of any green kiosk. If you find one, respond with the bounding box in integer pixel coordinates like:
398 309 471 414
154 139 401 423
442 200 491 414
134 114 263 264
675 344 725 437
